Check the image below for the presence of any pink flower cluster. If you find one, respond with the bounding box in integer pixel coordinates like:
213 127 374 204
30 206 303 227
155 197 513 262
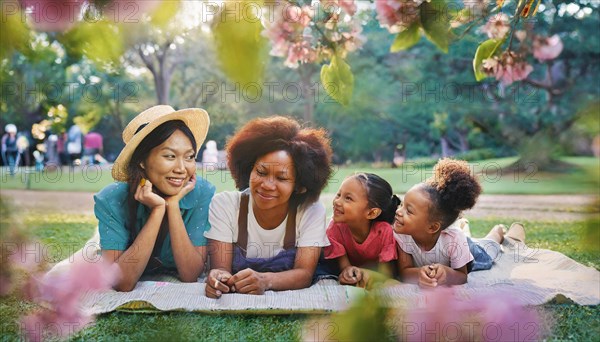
482 13 511 39
21 260 120 342
19 0 160 32
375 0 424 34
400 288 541 341
262 0 365 69
482 51 533 85
533 34 564 61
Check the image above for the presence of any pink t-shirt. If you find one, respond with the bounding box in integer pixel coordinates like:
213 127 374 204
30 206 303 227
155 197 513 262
84 132 103 149
394 226 474 269
325 221 398 267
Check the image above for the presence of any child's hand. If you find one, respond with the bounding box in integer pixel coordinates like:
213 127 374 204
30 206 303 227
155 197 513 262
429 264 448 286
339 266 363 285
205 269 233 298
418 265 438 288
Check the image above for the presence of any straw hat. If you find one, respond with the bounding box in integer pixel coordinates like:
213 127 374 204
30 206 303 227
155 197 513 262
112 105 210 181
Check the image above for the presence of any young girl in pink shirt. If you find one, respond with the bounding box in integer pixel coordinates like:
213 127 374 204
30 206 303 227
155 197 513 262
325 173 401 286
394 158 526 287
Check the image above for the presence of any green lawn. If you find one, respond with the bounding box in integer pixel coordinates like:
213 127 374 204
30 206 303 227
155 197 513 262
0 211 598 341
1 156 598 195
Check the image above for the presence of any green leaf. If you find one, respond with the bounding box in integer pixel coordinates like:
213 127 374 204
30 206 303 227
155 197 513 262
420 0 450 53
61 20 124 68
390 23 421 52
213 0 266 88
150 0 181 27
0 5 31 60
320 55 354 106
473 38 504 81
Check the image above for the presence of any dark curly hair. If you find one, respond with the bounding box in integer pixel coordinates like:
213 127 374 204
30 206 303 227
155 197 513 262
419 158 481 229
353 173 401 224
226 116 333 205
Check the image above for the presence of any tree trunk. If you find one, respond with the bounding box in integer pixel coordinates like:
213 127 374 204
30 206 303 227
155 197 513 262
458 130 469 152
298 64 316 124
440 137 451 157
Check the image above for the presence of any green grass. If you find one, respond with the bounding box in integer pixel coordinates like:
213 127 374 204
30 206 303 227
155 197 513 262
1 156 598 195
0 211 598 341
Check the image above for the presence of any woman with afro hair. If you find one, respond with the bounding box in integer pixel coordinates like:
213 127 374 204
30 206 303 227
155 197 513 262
393 158 526 287
204 116 333 298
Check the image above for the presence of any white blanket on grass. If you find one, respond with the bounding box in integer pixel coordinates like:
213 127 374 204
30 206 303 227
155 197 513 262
50 234 598 315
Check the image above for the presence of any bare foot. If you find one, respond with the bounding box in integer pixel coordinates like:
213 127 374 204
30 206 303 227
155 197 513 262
485 224 506 244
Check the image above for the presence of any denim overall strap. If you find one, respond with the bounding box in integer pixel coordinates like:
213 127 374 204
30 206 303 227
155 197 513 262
235 192 297 257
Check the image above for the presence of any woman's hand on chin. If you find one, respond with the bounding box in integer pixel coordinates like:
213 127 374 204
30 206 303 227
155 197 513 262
135 178 165 209
166 174 197 207
226 268 271 295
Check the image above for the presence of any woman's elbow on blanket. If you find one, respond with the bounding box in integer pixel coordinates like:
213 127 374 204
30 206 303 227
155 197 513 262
114 281 136 292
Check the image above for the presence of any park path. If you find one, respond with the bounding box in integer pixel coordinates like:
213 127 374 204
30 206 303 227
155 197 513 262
1 189 597 222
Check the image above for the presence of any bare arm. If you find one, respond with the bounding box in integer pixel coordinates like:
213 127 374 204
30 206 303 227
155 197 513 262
102 205 165 292
166 199 207 282
204 239 234 298
165 175 208 282
397 246 421 284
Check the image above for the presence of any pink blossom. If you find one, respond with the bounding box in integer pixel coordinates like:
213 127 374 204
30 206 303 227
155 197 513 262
515 30 527 42
482 13 510 39
339 0 357 16
401 288 541 341
375 0 422 34
20 260 120 341
285 41 317 68
533 34 563 61
9 243 43 272
284 5 313 27
20 0 85 32
321 0 357 16
483 52 533 85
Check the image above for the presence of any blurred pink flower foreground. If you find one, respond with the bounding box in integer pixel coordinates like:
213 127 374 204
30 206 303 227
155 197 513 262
21 260 120 342
400 287 541 342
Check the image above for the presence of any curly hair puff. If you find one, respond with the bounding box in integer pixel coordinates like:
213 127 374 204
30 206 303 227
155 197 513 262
420 158 482 229
226 116 333 205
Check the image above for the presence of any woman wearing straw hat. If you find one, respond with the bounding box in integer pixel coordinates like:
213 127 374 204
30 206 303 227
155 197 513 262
204 116 334 298
95 105 214 291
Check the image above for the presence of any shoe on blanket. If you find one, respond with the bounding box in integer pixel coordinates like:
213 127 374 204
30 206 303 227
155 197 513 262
505 222 526 244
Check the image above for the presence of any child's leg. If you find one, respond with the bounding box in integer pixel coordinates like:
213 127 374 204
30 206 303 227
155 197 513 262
484 224 506 244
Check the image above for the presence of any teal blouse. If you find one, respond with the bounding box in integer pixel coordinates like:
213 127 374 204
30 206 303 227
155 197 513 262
94 178 215 269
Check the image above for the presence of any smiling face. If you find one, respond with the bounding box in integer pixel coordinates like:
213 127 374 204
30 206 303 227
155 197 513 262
142 129 196 196
332 176 372 225
393 185 435 243
249 150 296 213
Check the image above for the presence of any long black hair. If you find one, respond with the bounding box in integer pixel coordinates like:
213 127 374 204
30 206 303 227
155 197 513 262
353 173 401 224
125 120 197 244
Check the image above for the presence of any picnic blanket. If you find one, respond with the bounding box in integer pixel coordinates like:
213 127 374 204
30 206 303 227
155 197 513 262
49 233 599 315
